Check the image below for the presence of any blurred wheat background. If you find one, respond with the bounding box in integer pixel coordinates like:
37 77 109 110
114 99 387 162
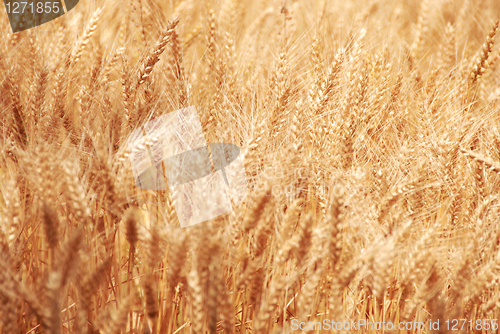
1 0 500 333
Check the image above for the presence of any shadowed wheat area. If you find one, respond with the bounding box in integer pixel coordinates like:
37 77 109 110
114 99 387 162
1 0 500 333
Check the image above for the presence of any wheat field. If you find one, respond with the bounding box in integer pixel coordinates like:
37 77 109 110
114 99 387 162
1 0 500 333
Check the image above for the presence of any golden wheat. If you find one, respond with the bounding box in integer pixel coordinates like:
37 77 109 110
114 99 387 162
1 0 500 333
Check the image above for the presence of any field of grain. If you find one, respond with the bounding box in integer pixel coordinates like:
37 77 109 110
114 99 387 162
1 0 500 333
